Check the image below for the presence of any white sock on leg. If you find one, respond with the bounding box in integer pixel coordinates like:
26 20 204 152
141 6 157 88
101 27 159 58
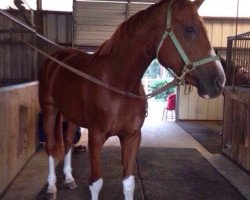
123 176 135 200
89 178 103 200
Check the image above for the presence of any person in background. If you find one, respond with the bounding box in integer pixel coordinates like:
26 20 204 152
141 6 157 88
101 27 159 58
38 112 86 153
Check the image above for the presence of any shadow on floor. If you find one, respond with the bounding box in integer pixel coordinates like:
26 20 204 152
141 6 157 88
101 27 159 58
176 121 222 154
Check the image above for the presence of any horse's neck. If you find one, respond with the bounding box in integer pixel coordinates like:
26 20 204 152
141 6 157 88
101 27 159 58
94 3 167 93
111 32 156 92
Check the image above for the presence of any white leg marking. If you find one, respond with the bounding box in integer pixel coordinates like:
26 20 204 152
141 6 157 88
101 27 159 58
89 178 103 200
123 176 135 200
63 147 75 183
47 156 57 193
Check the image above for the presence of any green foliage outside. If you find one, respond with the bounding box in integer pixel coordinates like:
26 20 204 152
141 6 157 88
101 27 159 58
144 60 161 79
149 78 176 101
143 59 176 101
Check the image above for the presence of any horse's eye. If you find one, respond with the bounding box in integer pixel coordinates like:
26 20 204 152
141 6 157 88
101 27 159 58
186 26 196 34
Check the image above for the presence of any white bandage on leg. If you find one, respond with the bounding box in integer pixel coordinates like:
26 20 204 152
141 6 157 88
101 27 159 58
47 156 57 194
123 176 135 200
63 148 74 183
89 178 103 200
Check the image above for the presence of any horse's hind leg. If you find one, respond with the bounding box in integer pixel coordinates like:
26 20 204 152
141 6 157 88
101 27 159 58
42 104 59 199
63 121 77 189
119 130 141 200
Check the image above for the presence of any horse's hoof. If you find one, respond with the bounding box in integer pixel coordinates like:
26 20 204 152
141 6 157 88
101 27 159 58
65 181 77 189
47 192 57 200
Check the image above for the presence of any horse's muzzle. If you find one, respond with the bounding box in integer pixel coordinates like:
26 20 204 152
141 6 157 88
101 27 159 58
214 77 224 92
197 75 225 99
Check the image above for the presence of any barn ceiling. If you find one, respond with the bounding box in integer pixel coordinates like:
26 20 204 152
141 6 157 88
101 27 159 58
73 0 156 47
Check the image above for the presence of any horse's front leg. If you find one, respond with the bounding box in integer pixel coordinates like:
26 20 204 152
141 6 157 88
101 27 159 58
63 122 77 189
88 129 106 200
119 130 141 200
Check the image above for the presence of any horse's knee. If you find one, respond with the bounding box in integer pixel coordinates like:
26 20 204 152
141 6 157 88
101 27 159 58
120 131 141 177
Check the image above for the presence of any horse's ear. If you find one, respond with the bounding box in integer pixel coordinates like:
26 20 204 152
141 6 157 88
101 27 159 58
193 0 204 9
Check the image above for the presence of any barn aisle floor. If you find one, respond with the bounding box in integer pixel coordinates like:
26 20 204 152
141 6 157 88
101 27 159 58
1 99 250 200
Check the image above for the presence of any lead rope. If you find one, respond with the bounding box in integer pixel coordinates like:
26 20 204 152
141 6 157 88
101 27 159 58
0 11 178 100
19 38 178 100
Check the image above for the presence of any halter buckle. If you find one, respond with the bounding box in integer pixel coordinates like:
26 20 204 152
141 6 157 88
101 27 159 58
176 76 185 85
166 26 172 33
181 62 195 75
186 62 195 71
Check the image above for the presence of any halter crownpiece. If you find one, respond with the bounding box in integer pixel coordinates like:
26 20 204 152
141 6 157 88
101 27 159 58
156 0 220 84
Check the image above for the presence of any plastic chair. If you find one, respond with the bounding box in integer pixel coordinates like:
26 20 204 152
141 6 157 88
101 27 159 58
162 93 176 120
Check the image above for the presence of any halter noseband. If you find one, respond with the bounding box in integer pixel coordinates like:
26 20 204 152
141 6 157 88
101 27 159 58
156 0 220 84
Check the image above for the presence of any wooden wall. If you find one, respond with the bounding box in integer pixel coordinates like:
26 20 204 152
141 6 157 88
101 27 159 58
177 86 224 121
0 82 40 194
0 10 61 87
222 86 250 171
0 11 37 86
205 17 250 48
42 11 72 46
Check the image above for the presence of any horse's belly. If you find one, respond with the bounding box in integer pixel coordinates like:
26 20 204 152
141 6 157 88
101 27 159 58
55 95 85 126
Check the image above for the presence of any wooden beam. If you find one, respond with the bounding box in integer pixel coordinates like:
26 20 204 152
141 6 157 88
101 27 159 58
35 0 43 34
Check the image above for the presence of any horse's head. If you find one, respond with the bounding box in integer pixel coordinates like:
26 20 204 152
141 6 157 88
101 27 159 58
156 0 226 99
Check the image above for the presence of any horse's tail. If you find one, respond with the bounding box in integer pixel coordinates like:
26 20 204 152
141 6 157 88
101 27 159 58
53 112 65 160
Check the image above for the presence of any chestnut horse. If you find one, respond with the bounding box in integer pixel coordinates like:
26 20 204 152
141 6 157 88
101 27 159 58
39 0 225 199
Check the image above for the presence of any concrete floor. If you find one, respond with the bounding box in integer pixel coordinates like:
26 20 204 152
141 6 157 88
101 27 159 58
1 99 250 200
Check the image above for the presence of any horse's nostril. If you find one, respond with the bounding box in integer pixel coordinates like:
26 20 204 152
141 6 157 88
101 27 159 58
214 77 223 91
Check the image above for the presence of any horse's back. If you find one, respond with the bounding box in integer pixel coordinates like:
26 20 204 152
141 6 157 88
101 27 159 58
39 48 89 77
